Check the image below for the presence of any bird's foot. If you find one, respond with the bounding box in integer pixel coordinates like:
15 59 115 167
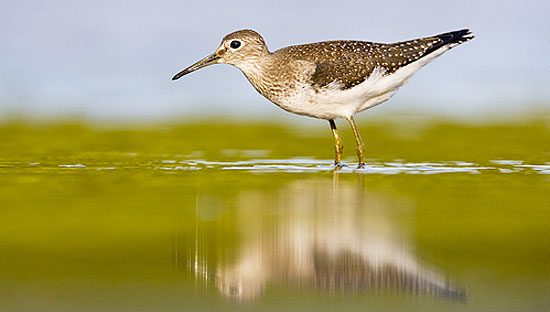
356 162 366 169
333 162 346 171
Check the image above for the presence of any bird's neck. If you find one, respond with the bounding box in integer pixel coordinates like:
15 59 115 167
235 54 278 101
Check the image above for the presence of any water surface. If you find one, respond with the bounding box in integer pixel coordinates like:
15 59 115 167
1 120 549 311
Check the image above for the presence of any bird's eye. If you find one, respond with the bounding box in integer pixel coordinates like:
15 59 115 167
230 40 241 49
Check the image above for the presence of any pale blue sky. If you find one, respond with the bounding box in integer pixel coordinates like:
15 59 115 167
1 0 549 121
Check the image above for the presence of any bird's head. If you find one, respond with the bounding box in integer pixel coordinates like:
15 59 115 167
172 29 269 80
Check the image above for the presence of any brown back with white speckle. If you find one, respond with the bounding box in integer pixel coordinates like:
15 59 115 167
272 30 471 90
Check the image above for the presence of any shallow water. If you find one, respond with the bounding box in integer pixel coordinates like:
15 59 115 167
1 120 549 311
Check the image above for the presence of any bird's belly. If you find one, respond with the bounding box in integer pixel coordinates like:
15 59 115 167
274 83 392 120
274 88 361 120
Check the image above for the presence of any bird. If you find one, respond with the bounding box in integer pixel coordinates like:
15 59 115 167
172 29 474 168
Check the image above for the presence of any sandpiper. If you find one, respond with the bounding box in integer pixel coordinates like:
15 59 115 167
172 29 474 168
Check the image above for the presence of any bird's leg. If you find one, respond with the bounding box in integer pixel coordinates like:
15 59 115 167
329 119 344 167
346 116 366 169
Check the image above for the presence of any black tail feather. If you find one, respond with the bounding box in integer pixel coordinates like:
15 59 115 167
424 29 474 55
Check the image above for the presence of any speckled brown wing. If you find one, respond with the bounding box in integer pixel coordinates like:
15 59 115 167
306 29 473 90
308 38 439 90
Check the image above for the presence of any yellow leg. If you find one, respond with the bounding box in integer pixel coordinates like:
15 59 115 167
346 116 366 168
329 119 344 166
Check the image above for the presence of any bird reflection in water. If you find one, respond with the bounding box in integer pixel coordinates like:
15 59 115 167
190 175 464 302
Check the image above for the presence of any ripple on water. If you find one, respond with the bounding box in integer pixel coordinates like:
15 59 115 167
58 164 87 168
2 159 547 175
153 159 549 175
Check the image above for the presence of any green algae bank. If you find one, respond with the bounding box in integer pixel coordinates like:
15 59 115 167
1 118 549 311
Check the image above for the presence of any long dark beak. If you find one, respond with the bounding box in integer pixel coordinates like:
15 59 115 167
172 52 220 81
